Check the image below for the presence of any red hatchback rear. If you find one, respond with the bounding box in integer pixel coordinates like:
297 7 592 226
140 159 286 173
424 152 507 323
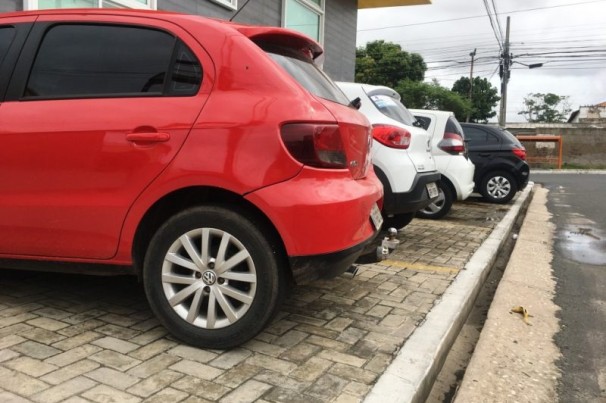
0 9 382 348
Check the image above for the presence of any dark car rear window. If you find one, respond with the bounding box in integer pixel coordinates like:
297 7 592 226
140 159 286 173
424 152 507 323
265 46 349 106
501 128 523 146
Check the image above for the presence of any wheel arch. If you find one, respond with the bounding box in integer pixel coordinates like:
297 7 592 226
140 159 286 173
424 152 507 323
131 186 290 283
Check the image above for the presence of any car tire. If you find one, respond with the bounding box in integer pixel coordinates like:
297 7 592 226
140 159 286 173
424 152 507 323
416 180 453 219
383 212 414 230
143 205 284 349
480 171 518 204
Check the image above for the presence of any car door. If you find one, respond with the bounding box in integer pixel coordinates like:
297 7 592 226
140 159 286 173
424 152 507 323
463 126 501 176
0 15 212 260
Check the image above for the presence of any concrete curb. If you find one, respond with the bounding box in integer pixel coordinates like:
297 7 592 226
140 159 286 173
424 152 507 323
364 183 536 403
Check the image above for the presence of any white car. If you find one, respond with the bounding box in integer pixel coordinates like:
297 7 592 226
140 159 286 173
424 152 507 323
410 109 475 219
337 82 440 229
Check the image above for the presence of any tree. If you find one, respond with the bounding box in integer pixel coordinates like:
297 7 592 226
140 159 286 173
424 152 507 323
451 77 500 123
518 93 572 123
396 79 472 120
355 40 426 88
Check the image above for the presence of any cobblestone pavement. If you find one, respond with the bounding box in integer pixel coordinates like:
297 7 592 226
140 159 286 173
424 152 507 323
0 197 510 403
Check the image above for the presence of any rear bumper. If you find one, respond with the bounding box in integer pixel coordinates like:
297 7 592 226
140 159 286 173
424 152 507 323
289 230 381 284
245 167 383 275
380 170 441 215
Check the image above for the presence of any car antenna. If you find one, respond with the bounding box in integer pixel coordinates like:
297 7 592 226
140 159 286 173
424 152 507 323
229 0 253 21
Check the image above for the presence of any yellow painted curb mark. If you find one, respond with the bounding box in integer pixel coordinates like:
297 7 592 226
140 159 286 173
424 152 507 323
380 260 460 274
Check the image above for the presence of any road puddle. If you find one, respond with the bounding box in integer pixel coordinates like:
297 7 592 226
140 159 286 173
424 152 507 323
558 225 606 265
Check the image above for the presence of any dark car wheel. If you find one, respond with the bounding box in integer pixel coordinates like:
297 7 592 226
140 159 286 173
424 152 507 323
383 212 414 230
480 171 518 204
143 206 283 349
416 180 453 219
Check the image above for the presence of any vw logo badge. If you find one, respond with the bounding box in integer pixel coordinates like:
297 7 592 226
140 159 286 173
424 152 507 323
202 271 217 286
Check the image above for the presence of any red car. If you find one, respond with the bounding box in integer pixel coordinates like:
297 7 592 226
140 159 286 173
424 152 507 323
0 9 383 348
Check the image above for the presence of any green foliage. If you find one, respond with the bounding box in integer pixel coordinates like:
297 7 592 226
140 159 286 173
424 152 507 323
518 93 572 123
355 40 426 88
451 77 500 123
396 79 472 119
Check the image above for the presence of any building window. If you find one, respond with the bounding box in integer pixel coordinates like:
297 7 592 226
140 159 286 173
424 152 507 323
208 0 237 11
23 0 157 10
283 0 324 43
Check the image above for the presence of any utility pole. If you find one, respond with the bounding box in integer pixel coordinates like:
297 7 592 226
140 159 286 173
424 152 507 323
466 48 476 122
498 17 511 127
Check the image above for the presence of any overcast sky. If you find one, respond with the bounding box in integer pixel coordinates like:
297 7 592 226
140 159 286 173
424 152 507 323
357 0 606 122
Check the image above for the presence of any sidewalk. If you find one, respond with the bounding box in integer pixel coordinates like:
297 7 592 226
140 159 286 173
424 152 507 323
0 193 530 403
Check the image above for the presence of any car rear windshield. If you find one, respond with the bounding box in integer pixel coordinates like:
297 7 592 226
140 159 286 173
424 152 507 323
446 116 464 136
264 46 349 105
500 128 523 146
369 94 416 126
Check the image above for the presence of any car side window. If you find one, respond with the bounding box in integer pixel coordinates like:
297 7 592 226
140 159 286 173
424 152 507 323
414 116 431 130
25 24 201 99
486 132 500 144
461 126 486 144
0 26 16 66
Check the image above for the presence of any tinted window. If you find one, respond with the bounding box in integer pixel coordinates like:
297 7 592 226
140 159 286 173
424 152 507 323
415 116 431 130
266 46 349 105
0 26 15 66
461 126 487 143
25 24 190 98
168 41 202 95
486 132 500 144
500 128 523 146
369 94 415 126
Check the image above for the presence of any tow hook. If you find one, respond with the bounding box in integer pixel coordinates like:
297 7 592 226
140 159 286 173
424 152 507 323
378 227 399 259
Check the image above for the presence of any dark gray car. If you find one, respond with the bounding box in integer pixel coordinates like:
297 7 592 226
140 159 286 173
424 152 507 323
460 123 530 203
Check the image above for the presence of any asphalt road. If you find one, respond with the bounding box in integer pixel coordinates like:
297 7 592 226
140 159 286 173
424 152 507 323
531 172 606 402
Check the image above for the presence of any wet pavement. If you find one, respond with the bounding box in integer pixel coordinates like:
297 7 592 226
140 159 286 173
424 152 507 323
0 197 510 403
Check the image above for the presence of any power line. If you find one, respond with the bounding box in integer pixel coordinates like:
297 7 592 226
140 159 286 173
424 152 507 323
358 0 606 32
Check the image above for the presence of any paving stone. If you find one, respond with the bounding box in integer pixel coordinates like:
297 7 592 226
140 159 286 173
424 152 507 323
82 384 141 403
272 330 308 348
0 391 31 403
95 324 141 340
0 348 20 363
129 338 178 361
26 317 70 332
141 387 188 403
218 379 272 403
328 363 378 384
127 353 181 378
31 376 97 403
129 327 168 345
290 357 333 382
210 348 252 370
0 366 50 396
5 356 59 377
12 340 62 360
254 370 310 392
92 336 139 354
0 323 33 339
305 373 348 400
128 369 184 398
169 360 223 380
214 364 261 388
51 331 102 351
89 350 142 371
85 367 140 390
171 375 231 400
263 387 323 403
305 335 349 352
243 340 287 358
41 359 101 385
167 345 218 363
317 350 367 368
279 342 321 364
343 381 372 398
0 334 26 350
21 327 66 345
244 353 298 374
46 345 102 367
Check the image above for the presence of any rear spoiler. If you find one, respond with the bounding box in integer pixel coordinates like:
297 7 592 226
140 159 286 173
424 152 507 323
235 26 324 60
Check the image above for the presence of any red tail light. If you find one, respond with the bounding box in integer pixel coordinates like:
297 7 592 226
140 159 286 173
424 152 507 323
512 146 527 160
438 132 465 154
372 125 411 149
280 123 347 169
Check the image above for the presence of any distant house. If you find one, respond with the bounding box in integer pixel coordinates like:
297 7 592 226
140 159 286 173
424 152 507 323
1 0 431 82
568 102 606 124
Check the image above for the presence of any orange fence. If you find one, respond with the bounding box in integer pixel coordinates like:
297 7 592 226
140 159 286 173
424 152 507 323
516 135 563 169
